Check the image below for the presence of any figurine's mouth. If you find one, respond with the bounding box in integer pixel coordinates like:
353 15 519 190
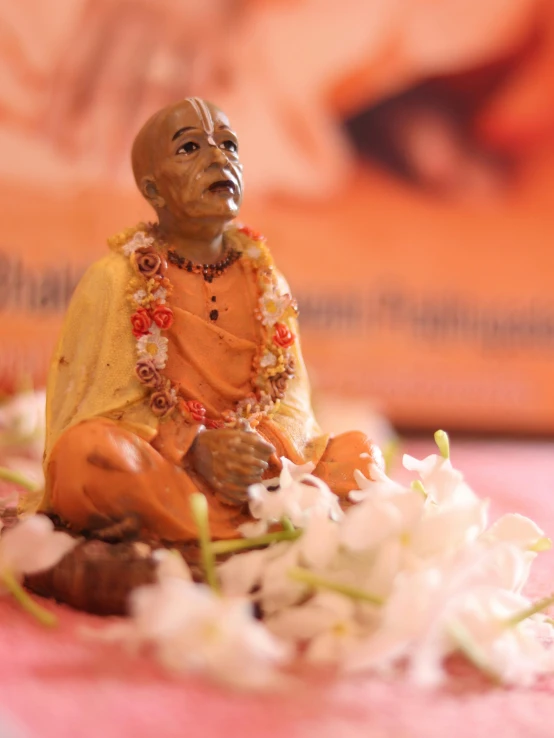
207 179 236 195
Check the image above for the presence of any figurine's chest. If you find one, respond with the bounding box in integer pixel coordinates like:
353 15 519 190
166 261 262 344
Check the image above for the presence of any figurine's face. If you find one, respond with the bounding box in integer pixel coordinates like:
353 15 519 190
149 100 243 222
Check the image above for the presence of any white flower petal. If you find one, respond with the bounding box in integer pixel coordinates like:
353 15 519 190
218 549 267 597
0 515 77 577
153 549 192 581
483 513 550 551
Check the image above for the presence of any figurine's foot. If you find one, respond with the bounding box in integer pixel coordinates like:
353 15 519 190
22 514 203 615
25 538 159 615
88 513 141 543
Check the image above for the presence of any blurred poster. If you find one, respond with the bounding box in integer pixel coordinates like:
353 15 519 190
1 0 554 432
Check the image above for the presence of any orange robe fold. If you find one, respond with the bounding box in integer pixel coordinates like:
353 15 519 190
48 418 378 541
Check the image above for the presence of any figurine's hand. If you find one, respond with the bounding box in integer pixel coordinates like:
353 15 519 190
189 429 275 506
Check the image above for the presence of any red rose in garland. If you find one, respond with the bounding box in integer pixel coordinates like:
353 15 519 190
273 322 295 349
205 418 226 429
152 304 174 330
131 308 152 338
184 400 207 423
238 224 265 241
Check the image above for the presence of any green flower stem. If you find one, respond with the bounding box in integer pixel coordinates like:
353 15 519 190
529 536 552 553
288 567 384 606
382 439 400 475
211 528 302 556
434 430 450 460
281 517 295 533
0 466 39 493
190 494 220 594
448 621 501 685
411 480 427 498
1 570 57 627
504 592 554 627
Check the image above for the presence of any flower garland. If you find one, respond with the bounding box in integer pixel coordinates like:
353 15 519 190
108 223 297 429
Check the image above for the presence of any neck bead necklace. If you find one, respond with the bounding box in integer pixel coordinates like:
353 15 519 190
167 246 241 283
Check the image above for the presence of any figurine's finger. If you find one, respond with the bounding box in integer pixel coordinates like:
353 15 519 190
249 436 276 455
224 457 268 474
231 439 275 460
223 470 261 489
216 485 249 505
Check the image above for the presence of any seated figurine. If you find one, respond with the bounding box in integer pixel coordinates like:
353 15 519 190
41 97 382 548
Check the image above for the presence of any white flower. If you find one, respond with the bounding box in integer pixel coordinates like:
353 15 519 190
343 568 447 682
123 231 154 256
340 488 424 554
0 389 46 460
153 549 193 582
259 351 278 369
91 430 554 690
119 577 291 689
258 291 292 327
218 548 269 597
256 542 308 615
403 451 478 508
0 515 77 585
241 457 343 536
349 464 408 503
266 593 366 665
482 513 551 552
245 244 262 259
136 325 168 369
409 499 489 559
132 289 147 305
152 286 167 303
448 589 554 686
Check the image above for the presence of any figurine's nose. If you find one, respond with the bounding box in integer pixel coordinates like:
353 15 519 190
206 142 229 166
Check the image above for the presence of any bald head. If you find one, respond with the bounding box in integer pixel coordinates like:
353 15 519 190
131 98 230 187
130 97 243 224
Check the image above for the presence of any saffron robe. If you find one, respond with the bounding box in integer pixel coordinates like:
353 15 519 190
42 228 380 541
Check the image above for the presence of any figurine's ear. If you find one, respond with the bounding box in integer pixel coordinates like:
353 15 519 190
140 177 165 209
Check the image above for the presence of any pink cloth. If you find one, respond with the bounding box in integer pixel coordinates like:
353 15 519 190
1 439 554 738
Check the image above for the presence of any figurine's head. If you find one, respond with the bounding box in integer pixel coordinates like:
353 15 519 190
132 98 243 231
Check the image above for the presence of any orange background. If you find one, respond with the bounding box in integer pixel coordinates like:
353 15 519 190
1 0 554 432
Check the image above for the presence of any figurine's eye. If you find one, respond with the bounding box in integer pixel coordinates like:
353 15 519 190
220 140 238 154
176 141 199 155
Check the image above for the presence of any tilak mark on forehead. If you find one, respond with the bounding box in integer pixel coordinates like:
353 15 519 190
186 97 216 145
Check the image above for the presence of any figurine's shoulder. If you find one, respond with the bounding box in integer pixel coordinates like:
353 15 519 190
80 250 133 292
70 235 136 309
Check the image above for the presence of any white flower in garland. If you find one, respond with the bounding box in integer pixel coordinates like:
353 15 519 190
259 351 278 369
245 244 262 260
123 231 154 256
258 290 292 327
136 325 168 369
152 286 168 303
132 289 148 305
